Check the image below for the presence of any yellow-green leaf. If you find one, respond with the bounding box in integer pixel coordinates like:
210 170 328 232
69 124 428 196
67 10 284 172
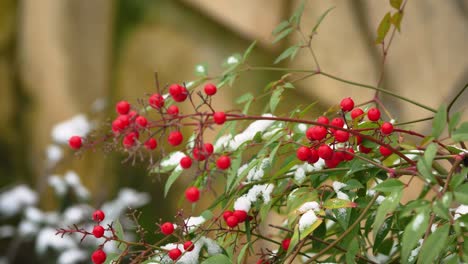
376 12 392 44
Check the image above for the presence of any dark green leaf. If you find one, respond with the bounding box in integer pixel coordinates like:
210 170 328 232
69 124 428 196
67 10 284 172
401 208 430 263
269 87 284 112
390 0 403 9
376 12 392 44
345 238 359 264
373 179 404 193
373 189 402 239
432 104 447 139
201 254 232 264
450 167 467 189
454 183 468 204
373 216 393 253
272 21 290 35
164 167 183 197
274 45 300 64
311 7 335 33
417 224 450 263
272 28 293 44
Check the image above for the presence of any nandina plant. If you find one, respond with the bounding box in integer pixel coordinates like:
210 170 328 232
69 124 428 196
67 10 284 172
57 2 467 264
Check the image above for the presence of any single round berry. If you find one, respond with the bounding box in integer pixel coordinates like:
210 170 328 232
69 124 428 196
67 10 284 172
216 155 231 170
343 148 355 161
180 156 192 169
308 148 319 164
331 117 345 128
92 225 105 238
333 130 350 143
381 122 394 135
233 210 248 222
306 126 327 141
226 215 239 227
183 241 194 251
325 153 341 168
68 136 82 150
169 84 188 102
340 97 354 112
223 210 233 222
128 110 138 120
92 210 105 222
359 144 372 154
135 116 148 128
204 83 217 96
168 131 183 146
296 146 312 161
282 238 291 251
318 144 333 160
213 112 226 125
117 115 130 127
379 145 393 157
204 143 214 155
350 108 364 120
367 107 381 121
91 249 106 264
168 248 182 261
316 116 329 125
149 93 165 109
160 222 174 235
123 134 136 148
145 138 157 150
185 187 200 203
167 105 179 115
116 100 130 115
112 119 124 132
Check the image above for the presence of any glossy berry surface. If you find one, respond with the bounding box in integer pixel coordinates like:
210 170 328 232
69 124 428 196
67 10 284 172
91 249 106 264
318 144 333 160
381 122 394 135
282 238 291 251
334 130 350 143
359 144 372 154
223 210 233 221
92 225 105 238
116 101 130 115
213 112 226 125
316 116 329 125
306 126 327 141
167 105 179 115
216 155 231 170
350 108 364 120
149 93 164 109
135 116 147 127
180 156 192 169
204 83 217 95
144 138 157 150
226 215 239 227
183 241 194 251
340 97 354 112
160 222 174 235
185 186 200 203
331 117 345 128
168 248 182 261
233 210 248 222
69 136 82 150
92 210 105 222
169 84 188 102
308 148 319 164
296 146 311 161
379 145 393 157
168 131 183 146
367 107 381 121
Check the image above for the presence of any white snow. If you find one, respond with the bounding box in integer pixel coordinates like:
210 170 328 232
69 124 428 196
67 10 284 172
46 144 63 166
332 181 347 193
184 216 206 234
408 239 424 262
48 175 67 196
337 192 350 201
160 151 186 168
214 134 233 153
157 236 222 264
240 158 270 182
297 124 307 133
412 214 425 230
57 248 88 264
376 195 385 204
24 207 44 222
298 210 318 232
36 227 77 254
234 196 252 212
228 114 276 150
101 188 150 226
227 56 239 65
51 114 91 144
0 185 38 217
62 205 90 225
18 220 39 236
297 202 320 214
0 225 15 238
234 184 274 212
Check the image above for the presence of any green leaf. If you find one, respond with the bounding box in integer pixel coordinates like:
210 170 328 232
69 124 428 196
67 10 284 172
433 193 452 220
201 254 232 264
373 189 402 239
401 208 430 263
201 210 214 220
450 167 467 189
287 188 318 213
452 122 468 142
432 104 447 139
288 218 323 256
236 93 254 104
345 238 359 264
274 45 300 64
373 216 393 253
237 242 250 264
454 183 468 204
103 253 121 264
114 219 126 251
373 179 404 193
416 143 437 183
375 12 392 44
242 41 257 61
194 63 208 77
272 21 290 35
272 27 293 44
269 87 284 112
311 7 335 33
390 0 403 9
290 0 306 25
323 198 357 209
164 167 183 197
391 12 403 32
448 112 462 133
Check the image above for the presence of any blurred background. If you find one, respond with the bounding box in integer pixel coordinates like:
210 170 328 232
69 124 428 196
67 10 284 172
0 0 467 263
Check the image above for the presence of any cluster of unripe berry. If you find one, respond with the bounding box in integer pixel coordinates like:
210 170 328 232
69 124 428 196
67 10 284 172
296 97 395 168
159 222 194 261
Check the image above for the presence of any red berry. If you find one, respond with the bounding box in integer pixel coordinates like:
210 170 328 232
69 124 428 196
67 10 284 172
325 153 341 168
204 143 214 155
355 135 363 145
226 215 239 227
306 126 327 141
296 146 312 161
282 238 291 251
92 210 105 222
92 225 105 238
116 101 130 115
168 131 183 146
333 130 350 143
381 122 394 135
204 83 217 96
318 144 333 160
167 105 179 115
359 144 372 154
149 93 165 109
331 118 345 128
185 187 200 203
379 145 393 157
91 249 106 264
316 116 329 125
117 115 130 127
367 107 381 121
193 144 213 161
128 110 138 120
216 155 231 170
180 156 192 169
169 84 188 102
123 132 138 148
308 148 319 164
223 210 233 222
168 248 182 261
183 241 194 251
135 116 148 128
233 210 248 223
213 112 226 125
145 138 157 150
68 136 82 150
351 108 364 120
161 222 174 235
340 97 354 112
343 148 355 161
112 119 124 132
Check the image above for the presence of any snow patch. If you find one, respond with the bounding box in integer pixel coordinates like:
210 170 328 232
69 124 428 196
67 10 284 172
298 210 318 232
51 114 91 144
